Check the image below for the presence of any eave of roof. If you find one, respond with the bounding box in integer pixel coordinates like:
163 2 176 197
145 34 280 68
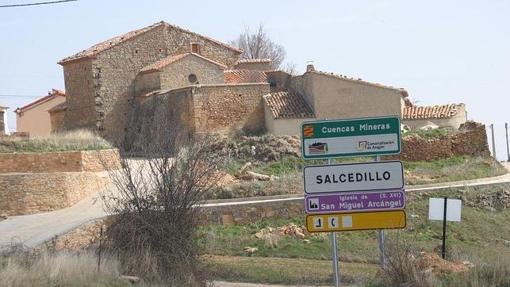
16 89 65 114
59 21 242 65
403 103 465 120
309 70 408 95
236 58 272 64
140 53 227 74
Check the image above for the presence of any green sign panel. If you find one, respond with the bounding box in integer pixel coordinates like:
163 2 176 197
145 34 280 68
301 116 401 159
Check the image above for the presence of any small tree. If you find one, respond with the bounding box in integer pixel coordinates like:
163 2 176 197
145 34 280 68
231 24 286 69
100 103 222 285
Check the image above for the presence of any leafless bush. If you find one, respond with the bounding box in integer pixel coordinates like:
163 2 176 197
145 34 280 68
100 105 222 285
380 231 436 287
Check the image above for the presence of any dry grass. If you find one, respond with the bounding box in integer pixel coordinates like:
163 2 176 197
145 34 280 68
0 251 125 287
0 129 112 153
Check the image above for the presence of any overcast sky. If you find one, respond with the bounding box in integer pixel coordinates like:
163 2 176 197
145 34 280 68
1 0 509 159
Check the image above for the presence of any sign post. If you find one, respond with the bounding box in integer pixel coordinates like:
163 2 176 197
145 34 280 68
301 116 405 287
428 198 462 259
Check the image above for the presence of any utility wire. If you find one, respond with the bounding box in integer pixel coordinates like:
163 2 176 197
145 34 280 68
0 94 44 98
0 0 76 8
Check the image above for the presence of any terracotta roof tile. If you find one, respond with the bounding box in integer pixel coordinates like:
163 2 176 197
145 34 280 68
16 89 65 114
263 91 314 119
59 21 242 64
236 58 272 64
224 70 267 84
140 53 226 73
403 104 464 120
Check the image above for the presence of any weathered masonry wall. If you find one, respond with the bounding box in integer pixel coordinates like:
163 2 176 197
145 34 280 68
200 197 303 225
159 55 225 90
389 122 490 161
0 172 108 216
62 59 96 130
0 149 119 173
193 83 270 134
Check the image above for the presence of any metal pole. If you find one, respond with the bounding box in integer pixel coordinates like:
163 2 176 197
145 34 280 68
328 158 340 287
376 155 386 268
441 197 448 259
505 123 510 162
491 124 497 159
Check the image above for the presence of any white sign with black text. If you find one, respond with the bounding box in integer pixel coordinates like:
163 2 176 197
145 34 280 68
303 161 405 194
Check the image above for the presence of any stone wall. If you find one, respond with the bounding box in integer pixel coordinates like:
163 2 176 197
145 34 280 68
193 83 270 133
234 62 272 71
49 109 66 133
158 55 225 90
389 122 490 161
200 196 304 225
62 59 96 130
0 172 108 216
0 149 119 173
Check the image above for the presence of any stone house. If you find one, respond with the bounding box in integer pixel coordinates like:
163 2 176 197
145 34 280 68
57 21 465 140
0 105 8 135
403 103 467 130
15 89 66 136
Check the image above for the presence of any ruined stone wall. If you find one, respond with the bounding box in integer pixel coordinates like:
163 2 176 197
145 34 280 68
159 56 225 90
49 110 66 133
62 59 96 130
0 172 108 216
266 70 292 92
192 83 270 134
0 149 119 173
387 123 490 161
134 71 161 96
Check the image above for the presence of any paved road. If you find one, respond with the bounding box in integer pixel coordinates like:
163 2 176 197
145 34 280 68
1 163 510 252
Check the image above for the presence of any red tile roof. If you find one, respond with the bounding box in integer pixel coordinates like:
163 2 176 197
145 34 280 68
16 89 65 114
59 21 242 64
224 70 267 84
140 53 226 73
236 58 272 64
403 104 465 120
263 91 314 119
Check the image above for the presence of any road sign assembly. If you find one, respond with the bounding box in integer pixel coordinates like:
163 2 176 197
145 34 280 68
306 210 406 232
300 116 406 287
428 197 462 259
301 116 401 159
304 161 404 194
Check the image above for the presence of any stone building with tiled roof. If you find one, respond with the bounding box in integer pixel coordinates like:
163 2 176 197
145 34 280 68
0 104 8 135
57 21 465 140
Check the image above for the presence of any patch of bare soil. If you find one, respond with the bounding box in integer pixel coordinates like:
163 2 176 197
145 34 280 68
413 252 473 276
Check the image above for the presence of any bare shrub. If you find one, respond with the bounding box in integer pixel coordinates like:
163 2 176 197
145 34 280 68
380 231 436 287
101 105 222 285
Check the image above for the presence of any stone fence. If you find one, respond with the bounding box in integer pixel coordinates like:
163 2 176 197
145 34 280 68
390 122 490 161
0 149 118 216
0 149 119 173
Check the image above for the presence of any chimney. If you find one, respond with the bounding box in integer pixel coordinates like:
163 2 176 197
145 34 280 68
306 61 315 72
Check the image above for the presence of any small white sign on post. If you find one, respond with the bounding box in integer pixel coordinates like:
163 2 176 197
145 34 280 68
428 198 462 222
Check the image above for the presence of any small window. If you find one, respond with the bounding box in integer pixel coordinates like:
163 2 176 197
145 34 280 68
134 49 139 54
191 43 201 54
188 74 198 83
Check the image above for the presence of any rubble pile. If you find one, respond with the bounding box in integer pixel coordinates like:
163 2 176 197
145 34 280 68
211 135 300 162
463 189 510 210
255 223 308 240
413 252 473 276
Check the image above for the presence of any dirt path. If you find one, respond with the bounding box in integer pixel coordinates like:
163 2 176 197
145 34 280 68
1 166 510 252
